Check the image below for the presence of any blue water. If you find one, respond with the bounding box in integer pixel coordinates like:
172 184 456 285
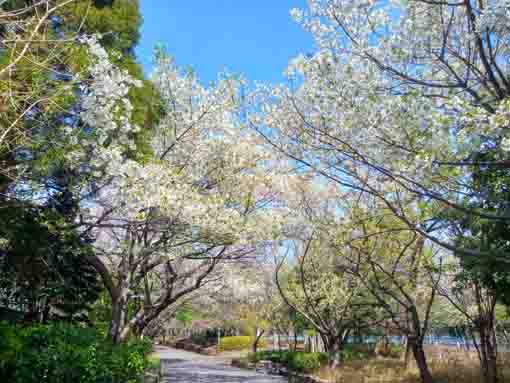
268 334 490 347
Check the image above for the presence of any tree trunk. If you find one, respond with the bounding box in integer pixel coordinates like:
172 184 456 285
323 334 345 368
109 288 129 345
329 342 343 368
109 298 123 345
479 320 498 383
252 328 265 353
409 337 433 383
400 335 411 369
473 281 498 383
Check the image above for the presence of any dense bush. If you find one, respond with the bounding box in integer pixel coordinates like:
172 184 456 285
248 350 328 372
219 335 266 351
0 322 154 383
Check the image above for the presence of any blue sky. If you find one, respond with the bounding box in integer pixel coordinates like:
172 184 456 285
136 0 314 84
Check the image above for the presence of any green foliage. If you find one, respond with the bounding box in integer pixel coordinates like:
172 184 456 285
338 344 370 361
388 345 403 359
439 149 510 305
59 0 142 52
288 351 328 371
249 345 376 372
0 204 102 321
0 322 153 383
340 344 375 360
189 332 217 347
248 350 328 372
1 0 160 327
88 292 113 339
175 309 193 326
146 355 161 372
219 336 266 351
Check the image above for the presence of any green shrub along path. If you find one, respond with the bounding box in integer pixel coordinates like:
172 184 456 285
248 351 329 373
0 323 154 383
156 345 285 383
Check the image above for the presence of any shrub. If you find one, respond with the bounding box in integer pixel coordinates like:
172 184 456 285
288 352 328 371
190 332 216 347
248 350 328 372
340 344 371 361
248 350 290 364
219 336 266 351
388 344 403 359
0 322 154 383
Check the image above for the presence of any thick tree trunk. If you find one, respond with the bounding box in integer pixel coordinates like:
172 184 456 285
409 337 433 383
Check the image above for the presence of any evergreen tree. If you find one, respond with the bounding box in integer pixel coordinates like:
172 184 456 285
0 0 160 322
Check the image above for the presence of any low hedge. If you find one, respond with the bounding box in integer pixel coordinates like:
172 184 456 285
248 350 328 372
0 322 154 383
218 336 267 352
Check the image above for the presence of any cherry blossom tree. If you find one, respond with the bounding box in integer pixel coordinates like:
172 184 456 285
78 47 284 343
338 206 444 383
275 174 443 380
250 0 510 261
438 260 503 383
275 237 379 365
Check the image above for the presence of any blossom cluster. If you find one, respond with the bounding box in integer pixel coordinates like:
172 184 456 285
81 48 287 262
249 0 510 217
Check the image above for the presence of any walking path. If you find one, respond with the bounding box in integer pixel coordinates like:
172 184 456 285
156 345 286 383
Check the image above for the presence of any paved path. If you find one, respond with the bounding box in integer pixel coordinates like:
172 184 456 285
156 346 287 383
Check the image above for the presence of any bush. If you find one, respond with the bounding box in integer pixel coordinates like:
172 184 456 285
248 350 328 372
190 332 216 347
219 336 266 351
248 350 289 364
0 322 154 383
388 344 403 358
340 344 371 361
288 352 328 371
